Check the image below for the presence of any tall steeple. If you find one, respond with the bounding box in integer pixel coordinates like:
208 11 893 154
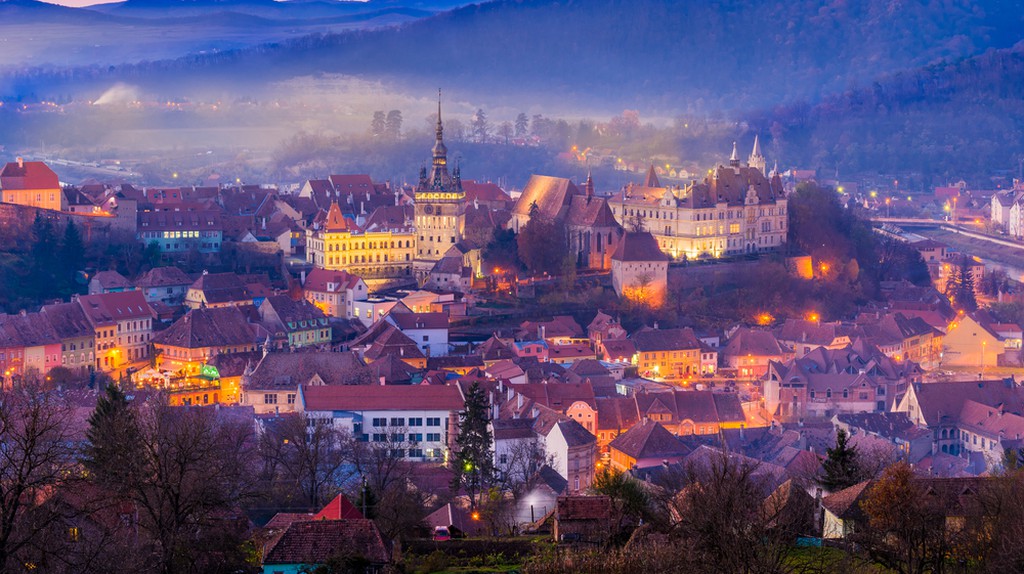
748 134 766 175
422 89 459 192
584 169 595 198
729 141 740 168
643 164 661 188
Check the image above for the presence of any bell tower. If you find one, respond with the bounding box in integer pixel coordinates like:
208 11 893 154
413 91 466 283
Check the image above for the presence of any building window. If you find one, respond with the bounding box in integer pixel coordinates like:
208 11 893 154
287 394 296 405
427 417 441 426
390 417 405 427
409 417 423 426
427 433 441 442
372 417 386 427
263 394 277 405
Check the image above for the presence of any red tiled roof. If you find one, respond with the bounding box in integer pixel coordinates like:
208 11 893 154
608 419 687 460
303 268 364 293
0 160 59 190
77 291 154 327
134 266 193 288
152 306 255 349
611 231 669 262
632 327 701 352
263 519 389 565
313 494 364 521
301 384 464 412
389 312 449 331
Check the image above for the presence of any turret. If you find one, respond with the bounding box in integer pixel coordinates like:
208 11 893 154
729 141 740 168
749 135 766 176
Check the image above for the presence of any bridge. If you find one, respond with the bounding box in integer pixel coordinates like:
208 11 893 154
869 217 1024 253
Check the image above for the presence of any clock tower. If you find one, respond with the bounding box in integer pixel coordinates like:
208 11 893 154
413 93 466 283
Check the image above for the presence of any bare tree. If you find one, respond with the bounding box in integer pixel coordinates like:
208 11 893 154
260 413 353 510
347 426 427 541
0 386 78 572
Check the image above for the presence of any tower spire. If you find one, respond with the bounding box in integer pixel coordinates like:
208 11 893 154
585 169 594 199
748 134 766 175
435 88 443 142
729 141 739 167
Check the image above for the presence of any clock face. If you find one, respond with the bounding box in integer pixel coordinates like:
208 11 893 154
424 205 434 215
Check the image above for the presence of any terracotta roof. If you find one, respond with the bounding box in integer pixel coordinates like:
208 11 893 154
363 205 413 231
188 272 252 304
153 306 256 349
632 327 701 352
369 354 422 384
548 343 596 361
261 295 329 333
643 165 660 188
475 336 516 362
462 180 512 204
519 316 584 340
313 494 364 521
245 352 367 390
0 160 58 190
389 312 449 331
363 325 425 362
565 194 620 228
91 270 133 290
514 382 597 411
303 268 364 293
263 519 389 565
0 312 60 348
301 384 464 412
41 301 94 340
324 202 352 232
609 419 687 460
723 328 789 357
77 291 154 327
596 397 640 431
911 379 1024 426
134 266 193 288
611 231 668 262
554 419 596 447
601 338 637 361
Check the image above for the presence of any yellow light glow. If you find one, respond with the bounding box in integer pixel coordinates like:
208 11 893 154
807 312 820 323
870 191 877 198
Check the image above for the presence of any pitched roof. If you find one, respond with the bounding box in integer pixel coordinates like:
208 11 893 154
723 328 789 357
263 519 389 565
556 496 611 521
188 272 251 304
596 397 640 431
462 180 512 204
389 312 448 331
41 301 94 339
554 419 596 447
313 494 364 521
77 291 154 327
609 419 688 460
152 306 256 349
303 268 364 294
134 266 193 288
91 270 133 290
245 352 367 390
910 379 1024 425
512 175 578 218
611 231 669 262
0 312 60 348
301 384 464 412
362 325 425 362
0 160 58 190
632 327 701 352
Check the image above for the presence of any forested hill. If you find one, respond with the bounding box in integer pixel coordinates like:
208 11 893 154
5 0 1024 110
752 46 1024 184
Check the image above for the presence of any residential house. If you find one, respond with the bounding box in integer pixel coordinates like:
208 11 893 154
0 158 65 211
298 384 464 461
721 327 792 378
941 313 1003 368
185 272 256 309
553 496 612 544
240 351 368 415
134 266 193 306
261 519 389 574
302 268 368 319
832 412 932 463
595 396 641 453
547 343 597 365
385 312 449 357
77 291 155 371
775 319 854 358
258 295 331 349
353 321 428 369
152 306 257 373
634 390 747 436
40 301 95 375
0 312 62 378
855 311 943 367
764 341 922 422
137 205 223 254
632 327 716 379
587 310 627 349
424 250 473 292
518 316 585 345
88 270 134 295
608 419 689 471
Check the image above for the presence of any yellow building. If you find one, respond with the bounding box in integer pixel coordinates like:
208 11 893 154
0 158 66 211
631 327 714 380
942 314 1003 368
306 202 416 285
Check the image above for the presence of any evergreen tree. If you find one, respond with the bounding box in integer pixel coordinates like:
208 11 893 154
385 110 403 140
472 108 489 143
29 213 58 300
514 112 529 137
450 382 495 509
84 384 142 483
370 111 386 138
59 219 85 295
944 255 977 311
819 428 863 492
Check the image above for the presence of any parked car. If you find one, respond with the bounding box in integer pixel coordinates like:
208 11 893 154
432 527 451 542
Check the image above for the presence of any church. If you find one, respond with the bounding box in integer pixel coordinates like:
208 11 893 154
610 138 788 261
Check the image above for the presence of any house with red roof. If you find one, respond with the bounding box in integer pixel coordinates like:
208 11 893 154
941 313 1003 368
76 291 155 372
611 231 669 306
0 157 64 211
302 268 368 319
721 327 793 378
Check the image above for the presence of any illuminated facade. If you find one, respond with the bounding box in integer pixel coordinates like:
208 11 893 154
611 141 787 260
305 202 416 283
413 97 466 283
0 158 65 211
77 291 155 372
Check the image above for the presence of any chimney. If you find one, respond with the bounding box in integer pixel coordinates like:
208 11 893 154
16 157 23 169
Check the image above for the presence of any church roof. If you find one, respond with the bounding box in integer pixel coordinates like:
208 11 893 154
643 165 661 188
512 175 578 218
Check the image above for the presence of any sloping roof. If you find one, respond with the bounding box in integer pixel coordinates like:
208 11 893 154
263 519 389 565
303 268 364 294
369 354 421 384
611 232 669 262
188 272 251 304
512 175 578 218
0 312 61 348
77 291 154 327
134 266 193 289
0 160 59 189
723 328 789 357
596 397 640 431
363 325 426 362
389 312 448 331
554 419 596 447
911 379 1024 426
632 327 701 352
301 384 464 412
601 338 637 361
608 419 687 460
363 205 413 231
312 494 364 521
91 270 133 290
462 180 512 204
565 194 619 228
152 306 256 349
41 301 94 339
556 496 611 521
245 352 367 390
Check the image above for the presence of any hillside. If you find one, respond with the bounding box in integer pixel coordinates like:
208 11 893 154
750 46 1024 185
5 0 1022 110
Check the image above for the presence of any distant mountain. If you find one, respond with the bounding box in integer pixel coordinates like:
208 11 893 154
87 0 466 18
14 0 1020 111
751 46 1024 184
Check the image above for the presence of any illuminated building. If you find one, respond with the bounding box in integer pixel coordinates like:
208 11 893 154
413 97 466 283
258 295 332 350
241 351 369 415
301 267 368 319
611 231 669 306
510 173 622 270
632 327 716 380
152 306 258 373
610 140 787 260
40 301 95 375
77 291 155 371
0 158 65 211
137 204 223 254
305 202 416 288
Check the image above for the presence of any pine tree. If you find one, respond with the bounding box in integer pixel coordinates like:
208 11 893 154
472 108 489 143
370 111 386 138
84 384 142 483
385 110 403 140
29 213 58 300
450 382 495 508
819 428 863 492
514 112 529 137
59 219 85 295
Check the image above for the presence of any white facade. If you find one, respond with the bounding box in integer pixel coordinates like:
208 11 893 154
301 405 454 462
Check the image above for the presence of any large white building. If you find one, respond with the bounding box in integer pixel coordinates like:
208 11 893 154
610 139 787 260
298 384 465 462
